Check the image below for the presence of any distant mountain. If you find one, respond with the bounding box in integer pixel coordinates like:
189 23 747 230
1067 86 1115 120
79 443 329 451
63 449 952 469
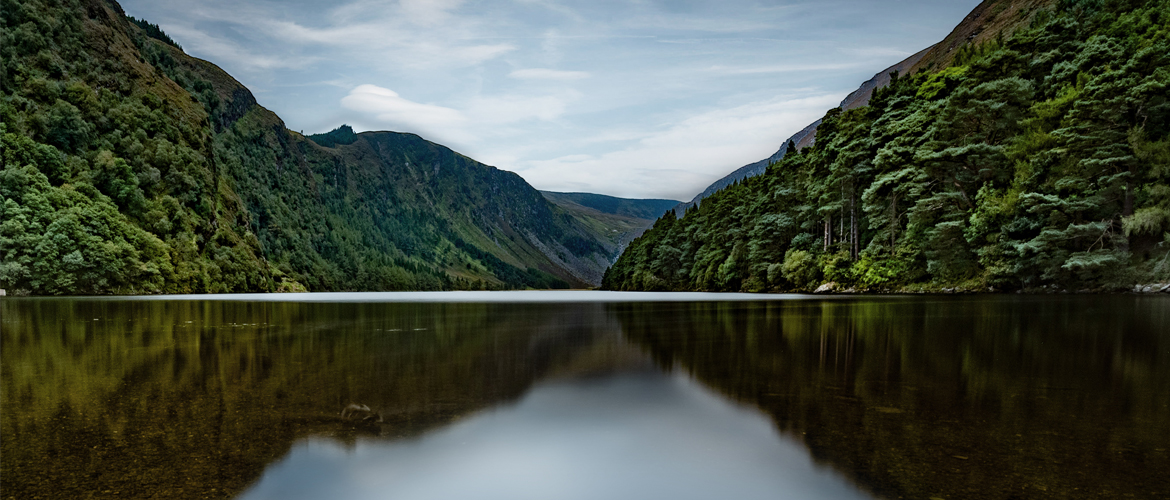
0 0 615 293
541 192 682 262
542 192 679 221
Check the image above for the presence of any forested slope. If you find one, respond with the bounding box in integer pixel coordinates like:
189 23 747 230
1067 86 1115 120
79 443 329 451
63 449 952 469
606 0 1170 292
1 0 613 294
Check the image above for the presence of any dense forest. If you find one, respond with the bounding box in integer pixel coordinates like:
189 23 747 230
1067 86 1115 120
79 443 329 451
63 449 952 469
606 0 1170 293
0 0 617 295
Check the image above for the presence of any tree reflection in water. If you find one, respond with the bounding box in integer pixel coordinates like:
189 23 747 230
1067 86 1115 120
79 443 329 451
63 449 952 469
616 296 1170 499
1 300 606 499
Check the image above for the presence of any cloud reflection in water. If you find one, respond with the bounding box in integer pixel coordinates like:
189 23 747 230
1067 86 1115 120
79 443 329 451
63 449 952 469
238 372 872 500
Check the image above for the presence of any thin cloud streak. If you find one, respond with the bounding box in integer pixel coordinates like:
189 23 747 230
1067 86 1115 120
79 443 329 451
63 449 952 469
705 63 867 75
509 68 591 80
164 25 314 71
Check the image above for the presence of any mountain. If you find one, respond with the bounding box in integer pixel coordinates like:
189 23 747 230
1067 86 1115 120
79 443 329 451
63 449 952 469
542 192 680 221
606 0 1170 293
0 0 615 294
906 0 1058 74
541 191 682 261
675 0 1061 217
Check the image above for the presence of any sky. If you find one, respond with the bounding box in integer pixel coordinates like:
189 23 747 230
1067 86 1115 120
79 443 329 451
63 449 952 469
119 0 981 201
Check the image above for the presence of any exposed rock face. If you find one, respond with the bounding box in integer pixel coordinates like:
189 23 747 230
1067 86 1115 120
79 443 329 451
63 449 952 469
909 0 1056 74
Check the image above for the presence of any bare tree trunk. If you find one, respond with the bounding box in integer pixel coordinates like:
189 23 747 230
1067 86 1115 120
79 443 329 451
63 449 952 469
1124 162 1136 217
824 216 832 252
889 194 898 251
851 190 859 260
838 207 844 248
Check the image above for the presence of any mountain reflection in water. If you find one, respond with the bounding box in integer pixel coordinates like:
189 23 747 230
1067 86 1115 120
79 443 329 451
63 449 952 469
2 294 1168 499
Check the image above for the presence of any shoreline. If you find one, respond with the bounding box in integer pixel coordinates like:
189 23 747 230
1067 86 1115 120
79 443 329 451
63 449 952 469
2 285 1168 299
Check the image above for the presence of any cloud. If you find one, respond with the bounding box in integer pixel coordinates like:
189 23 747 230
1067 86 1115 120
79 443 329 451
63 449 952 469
163 25 312 71
514 92 846 200
157 0 515 71
256 19 515 68
704 62 866 76
508 68 590 81
398 0 465 26
340 84 577 148
341 84 469 142
839 46 915 58
467 94 573 124
341 84 843 201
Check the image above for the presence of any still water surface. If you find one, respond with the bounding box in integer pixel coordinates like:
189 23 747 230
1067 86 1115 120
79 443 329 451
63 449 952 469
2 293 1168 499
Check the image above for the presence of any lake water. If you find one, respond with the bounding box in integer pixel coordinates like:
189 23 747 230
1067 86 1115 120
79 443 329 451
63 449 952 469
2 293 1167 499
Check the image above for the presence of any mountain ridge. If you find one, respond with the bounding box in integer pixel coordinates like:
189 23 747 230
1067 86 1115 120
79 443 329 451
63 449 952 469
0 0 620 293
541 191 680 221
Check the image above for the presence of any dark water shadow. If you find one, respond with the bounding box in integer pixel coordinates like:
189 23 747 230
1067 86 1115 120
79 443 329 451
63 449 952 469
613 296 1170 499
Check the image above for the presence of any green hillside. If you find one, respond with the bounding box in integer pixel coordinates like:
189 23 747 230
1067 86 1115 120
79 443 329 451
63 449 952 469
541 191 680 221
605 0 1170 293
1 0 613 294
541 191 683 262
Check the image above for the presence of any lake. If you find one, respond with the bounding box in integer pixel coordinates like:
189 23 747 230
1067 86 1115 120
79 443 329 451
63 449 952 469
2 292 1168 499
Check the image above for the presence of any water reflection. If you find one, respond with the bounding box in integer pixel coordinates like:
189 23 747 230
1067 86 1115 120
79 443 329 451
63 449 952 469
3 295 1168 499
1 300 613 499
239 373 869 500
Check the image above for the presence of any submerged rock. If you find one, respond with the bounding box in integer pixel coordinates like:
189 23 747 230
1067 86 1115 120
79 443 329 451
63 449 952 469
341 404 382 424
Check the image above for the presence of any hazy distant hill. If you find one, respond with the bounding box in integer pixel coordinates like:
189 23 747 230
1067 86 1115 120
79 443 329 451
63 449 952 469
541 192 682 261
0 0 615 293
542 192 679 221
